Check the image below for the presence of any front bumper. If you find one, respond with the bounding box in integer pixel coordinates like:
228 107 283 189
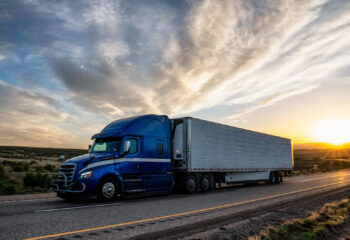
51 173 86 193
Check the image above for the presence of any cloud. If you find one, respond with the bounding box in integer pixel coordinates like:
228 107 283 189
0 0 350 147
226 84 319 120
98 40 130 62
0 81 74 147
0 41 15 61
170 0 350 117
83 0 120 26
41 1 285 115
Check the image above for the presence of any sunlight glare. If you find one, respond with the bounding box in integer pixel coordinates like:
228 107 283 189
313 119 350 145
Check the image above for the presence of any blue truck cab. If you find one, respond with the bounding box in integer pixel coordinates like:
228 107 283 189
52 114 174 201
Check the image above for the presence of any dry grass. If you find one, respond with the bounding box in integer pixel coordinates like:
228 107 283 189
249 199 350 240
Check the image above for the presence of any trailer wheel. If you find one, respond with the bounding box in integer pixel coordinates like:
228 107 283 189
97 177 118 201
274 172 281 184
208 174 216 190
268 172 276 184
200 175 210 192
185 175 198 193
277 172 283 183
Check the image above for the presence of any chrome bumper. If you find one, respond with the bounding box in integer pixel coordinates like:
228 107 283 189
51 173 86 193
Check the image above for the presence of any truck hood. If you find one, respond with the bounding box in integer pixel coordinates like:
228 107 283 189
64 153 116 166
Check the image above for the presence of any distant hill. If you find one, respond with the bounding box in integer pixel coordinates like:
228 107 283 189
294 142 350 150
0 146 87 160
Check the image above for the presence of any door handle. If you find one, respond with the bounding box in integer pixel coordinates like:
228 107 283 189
136 163 139 169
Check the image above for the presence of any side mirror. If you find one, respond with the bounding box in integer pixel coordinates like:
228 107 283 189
122 141 131 155
88 144 91 150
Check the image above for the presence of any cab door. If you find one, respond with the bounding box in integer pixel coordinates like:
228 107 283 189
116 137 146 193
145 139 172 191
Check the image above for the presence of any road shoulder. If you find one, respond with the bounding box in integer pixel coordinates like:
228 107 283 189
0 192 56 202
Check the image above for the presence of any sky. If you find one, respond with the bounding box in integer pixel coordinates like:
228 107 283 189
0 0 349 149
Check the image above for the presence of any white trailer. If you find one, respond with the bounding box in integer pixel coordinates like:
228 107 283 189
171 117 293 193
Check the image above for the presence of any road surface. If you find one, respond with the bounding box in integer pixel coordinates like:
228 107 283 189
1 170 350 240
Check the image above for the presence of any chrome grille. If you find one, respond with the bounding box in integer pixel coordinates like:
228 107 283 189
58 163 76 183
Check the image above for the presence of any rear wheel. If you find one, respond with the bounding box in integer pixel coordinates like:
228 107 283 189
185 175 198 193
200 175 210 192
273 172 282 184
268 172 276 184
277 172 283 183
97 177 118 201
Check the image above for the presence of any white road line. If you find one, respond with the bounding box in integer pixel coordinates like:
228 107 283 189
35 202 122 213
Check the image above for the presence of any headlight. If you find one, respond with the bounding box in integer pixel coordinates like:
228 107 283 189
80 171 93 179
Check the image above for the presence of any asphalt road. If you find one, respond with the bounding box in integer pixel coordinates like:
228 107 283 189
1 170 350 240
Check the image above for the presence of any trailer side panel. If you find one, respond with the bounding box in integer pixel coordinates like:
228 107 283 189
187 118 293 172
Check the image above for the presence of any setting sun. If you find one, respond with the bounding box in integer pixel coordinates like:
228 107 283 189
313 119 350 145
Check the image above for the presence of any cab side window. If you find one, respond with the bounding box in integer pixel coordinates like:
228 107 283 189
129 139 138 154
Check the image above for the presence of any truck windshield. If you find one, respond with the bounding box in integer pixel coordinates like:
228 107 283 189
90 138 121 153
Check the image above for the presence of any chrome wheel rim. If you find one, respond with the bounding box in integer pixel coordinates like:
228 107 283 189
102 182 115 199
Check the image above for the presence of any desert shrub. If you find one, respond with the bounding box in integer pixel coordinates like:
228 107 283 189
12 164 24 172
23 173 35 186
0 164 6 179
3 185 17 195
24 163 30 171
0 180 19 195
1 160 11 166
34 166 44 172
1 161 30 172
30 160 37 165
0 181 4 192
44 164 56 172
23 173 49 188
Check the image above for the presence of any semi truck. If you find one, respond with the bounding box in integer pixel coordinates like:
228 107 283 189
52 114 293 201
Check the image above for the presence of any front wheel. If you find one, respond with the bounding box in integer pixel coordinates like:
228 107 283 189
97 177 118 201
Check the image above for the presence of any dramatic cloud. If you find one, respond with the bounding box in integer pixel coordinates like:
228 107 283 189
0 80 72 147
0 0 349 147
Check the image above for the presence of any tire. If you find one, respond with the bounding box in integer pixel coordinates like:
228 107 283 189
200 175 210 192
277 172 283 183
268 172 276 184
185 175 198 194
97 177 118 201
274 172 280 184
208 174 216 190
